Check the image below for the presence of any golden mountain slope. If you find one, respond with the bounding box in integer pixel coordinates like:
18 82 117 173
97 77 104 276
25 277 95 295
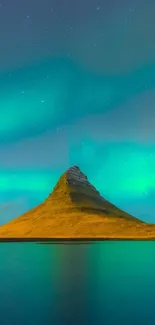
0 166 155 240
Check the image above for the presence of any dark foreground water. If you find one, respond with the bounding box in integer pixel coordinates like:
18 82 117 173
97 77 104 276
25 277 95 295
0 241 155 325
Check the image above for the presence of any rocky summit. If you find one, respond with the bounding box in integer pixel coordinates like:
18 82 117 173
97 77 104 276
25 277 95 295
66 166 98 194
0 165 155 240
50 165 108 211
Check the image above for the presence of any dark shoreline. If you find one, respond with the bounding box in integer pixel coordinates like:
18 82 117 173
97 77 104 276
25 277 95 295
0 237 154 242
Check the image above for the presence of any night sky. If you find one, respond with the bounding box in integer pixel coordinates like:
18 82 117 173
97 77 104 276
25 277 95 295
0 0 155 224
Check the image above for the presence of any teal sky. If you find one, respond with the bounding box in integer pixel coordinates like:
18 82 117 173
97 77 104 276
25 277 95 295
0 0 155 223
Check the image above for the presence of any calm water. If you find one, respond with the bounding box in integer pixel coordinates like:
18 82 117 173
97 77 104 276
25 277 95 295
0 241 155 325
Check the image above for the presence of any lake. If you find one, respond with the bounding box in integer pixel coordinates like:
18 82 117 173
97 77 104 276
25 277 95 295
0 241 155 325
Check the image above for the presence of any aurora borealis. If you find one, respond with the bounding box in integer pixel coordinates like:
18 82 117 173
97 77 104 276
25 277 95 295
0 0 155 223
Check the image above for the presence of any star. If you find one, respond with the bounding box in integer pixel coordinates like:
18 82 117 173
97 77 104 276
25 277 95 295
56 127 62 132
68 25 73 32
46 128 50 133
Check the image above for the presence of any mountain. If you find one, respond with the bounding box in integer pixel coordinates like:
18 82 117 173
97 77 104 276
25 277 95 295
0 165 155 240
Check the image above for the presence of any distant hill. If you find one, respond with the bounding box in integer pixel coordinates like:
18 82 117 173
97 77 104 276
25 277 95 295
0 165 155 240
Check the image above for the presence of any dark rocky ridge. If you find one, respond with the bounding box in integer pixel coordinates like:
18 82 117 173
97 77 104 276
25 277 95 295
50 166 135 218
49 165 109 212
66 166 100 195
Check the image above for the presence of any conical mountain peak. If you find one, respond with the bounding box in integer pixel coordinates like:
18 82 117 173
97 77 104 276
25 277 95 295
65 166 93 189
51 165 101 201
0 165 153 240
